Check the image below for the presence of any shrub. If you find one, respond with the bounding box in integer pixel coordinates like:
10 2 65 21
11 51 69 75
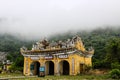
9 65 23 72
85 65 92 71
111 62 120 70
109 69 120 79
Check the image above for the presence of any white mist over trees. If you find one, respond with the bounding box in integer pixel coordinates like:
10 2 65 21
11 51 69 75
0 0 120 39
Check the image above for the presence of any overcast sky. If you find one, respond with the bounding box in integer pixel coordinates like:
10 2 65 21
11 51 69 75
0 0 120 38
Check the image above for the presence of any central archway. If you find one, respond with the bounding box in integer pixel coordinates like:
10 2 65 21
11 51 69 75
59 60 70 75
45 61 54 75
30 61 40 76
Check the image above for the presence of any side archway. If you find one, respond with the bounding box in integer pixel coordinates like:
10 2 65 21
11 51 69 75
30 61 40 76
45 61 54 75
59 60 70 75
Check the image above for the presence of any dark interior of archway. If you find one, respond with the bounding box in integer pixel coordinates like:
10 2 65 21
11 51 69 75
63 61 69 75
35 62 40 75
49 61 54 75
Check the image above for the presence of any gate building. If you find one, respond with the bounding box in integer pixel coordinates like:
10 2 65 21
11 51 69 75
21 36 94 76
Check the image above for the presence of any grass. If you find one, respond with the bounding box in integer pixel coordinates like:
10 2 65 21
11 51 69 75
0 73 23 77
0 73 110 80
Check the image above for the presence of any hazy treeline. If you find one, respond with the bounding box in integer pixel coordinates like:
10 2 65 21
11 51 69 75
0 27 120 71
0 34 34 71
49 27 120 69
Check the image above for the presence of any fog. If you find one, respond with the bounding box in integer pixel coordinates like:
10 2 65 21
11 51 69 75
0 0 120 39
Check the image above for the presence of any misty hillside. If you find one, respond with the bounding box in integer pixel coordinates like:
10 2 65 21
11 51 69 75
0 34 34 62
0 27 120 69
49 27 120 68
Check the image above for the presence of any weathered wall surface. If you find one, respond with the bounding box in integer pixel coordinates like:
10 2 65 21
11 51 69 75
23 53 92 76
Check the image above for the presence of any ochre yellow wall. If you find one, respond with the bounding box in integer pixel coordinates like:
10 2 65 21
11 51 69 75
6 65 11 71
23 53 92 76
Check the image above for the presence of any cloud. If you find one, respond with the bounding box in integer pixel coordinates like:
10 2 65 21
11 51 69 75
0 0 120 38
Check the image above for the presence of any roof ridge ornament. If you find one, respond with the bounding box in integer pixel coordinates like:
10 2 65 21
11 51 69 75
20 35 94 56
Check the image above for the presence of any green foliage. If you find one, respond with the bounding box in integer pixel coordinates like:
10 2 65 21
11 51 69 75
111 62 120 70
49 27 120 69
0 74 110 79
0 34 34 71
105 38 120 68
0 63 3 67
0 34 34 61
1 27 120 71
85 65 92 73
92 59 108 69
109 69 120 79
9 55 24 72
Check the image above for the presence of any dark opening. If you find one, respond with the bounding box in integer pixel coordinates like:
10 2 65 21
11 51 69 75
80 64 84 74
30 61 40 76
49 61 54 75
63 61 69 75
36 62 40 75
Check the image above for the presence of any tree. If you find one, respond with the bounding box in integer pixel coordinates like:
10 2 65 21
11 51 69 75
105 37 120 68
110 69 120 79
9 55 24 72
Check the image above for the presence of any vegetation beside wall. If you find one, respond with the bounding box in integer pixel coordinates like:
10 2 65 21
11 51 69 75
49 27 120 70
0 27 120 72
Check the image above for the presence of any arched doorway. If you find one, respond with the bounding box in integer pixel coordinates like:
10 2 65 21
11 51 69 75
30 61 40 76
80 63 84 74
45 61 54 75
59 60 70 75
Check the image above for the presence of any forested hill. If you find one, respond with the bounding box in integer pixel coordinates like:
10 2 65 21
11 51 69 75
0 34 34 62
49 27 120 68
0 27 120 69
